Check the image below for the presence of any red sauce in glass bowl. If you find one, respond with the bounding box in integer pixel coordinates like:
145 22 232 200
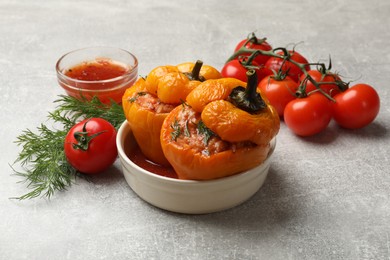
65 60 129 81
56 47 138 104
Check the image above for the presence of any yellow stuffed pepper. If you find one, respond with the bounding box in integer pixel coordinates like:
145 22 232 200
122 61 221 166
160 70 280 180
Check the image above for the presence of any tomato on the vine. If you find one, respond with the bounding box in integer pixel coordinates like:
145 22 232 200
234 33 273 66
221 57 272 82
265 50 310 82
300 70 343 97
221 59 249 82
284 93 332 136
332 84 380 129
258 75 298 118
64 118 117 174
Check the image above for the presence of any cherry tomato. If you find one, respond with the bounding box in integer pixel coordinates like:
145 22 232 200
300 70 342 96
221 58 272 82
265 50 310 82
64 118 117 174
332 84 380 129
221 59 248 82
258 75 298 117
234 35 273 65
284 93 332 136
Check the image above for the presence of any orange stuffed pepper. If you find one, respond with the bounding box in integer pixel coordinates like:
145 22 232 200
160 70 280 180
122 61 221 166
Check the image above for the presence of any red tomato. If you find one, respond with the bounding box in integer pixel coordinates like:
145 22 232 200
265 50 310 82
258 75 298 117
332 84 380 129
221 58 273 82
64 118 117 174
284 93 332 136
221 59 248 82
300 70 342 96
234 35 273 65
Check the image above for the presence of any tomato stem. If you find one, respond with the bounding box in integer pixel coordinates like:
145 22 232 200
246 32 267 45
226 37 350 100
241 51 258 67
72 119 107 151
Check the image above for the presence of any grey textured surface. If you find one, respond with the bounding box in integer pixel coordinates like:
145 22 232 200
1 0 390 259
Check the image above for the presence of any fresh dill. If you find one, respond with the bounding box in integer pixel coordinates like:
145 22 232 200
197 120 215 145
50 95 126 130
129 92 147 103
12 95 126 200
184 120 191 137
170 119 181 141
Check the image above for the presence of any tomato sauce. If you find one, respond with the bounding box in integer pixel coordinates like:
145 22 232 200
59 58 137 104
65 59 129 81
127 144 178 179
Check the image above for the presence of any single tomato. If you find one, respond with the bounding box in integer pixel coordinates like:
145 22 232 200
332 84 380 129
265 50 310 82
284 93 332 136
234 33 273 65
300 70 342 96
258 75 298 117
64 118 117 174
221 59 249 82
221 58 272 82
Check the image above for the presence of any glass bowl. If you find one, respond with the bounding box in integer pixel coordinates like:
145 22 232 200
116 121 276 214
56 47 138 104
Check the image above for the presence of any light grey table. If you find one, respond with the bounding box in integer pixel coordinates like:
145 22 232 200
1 0 389 259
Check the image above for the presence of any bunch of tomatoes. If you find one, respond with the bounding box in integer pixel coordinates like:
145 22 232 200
221 33 380 136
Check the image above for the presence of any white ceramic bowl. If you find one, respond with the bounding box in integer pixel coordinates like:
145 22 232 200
116 121 276 214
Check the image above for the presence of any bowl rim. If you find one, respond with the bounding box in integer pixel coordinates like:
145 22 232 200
116 120 276 185
55 46 139 88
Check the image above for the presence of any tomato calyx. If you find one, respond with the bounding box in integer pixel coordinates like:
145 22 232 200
242 32 268 47
269 58 291 81
296 76 332 100
229 69 266 113
316 59 349 93
236 52 259 70
71 119 107 151
296 60 349 100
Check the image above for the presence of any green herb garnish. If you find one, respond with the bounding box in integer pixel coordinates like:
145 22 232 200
197 120 215 145
11 95 125 200
170 119 181 141
129 92 147 103
184 120 191 137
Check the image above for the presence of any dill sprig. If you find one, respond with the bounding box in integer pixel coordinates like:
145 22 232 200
50 95 126 130
12 95 126 200
129 92 146 103
197 120 216 145
170 119 181 141
12 125 76 199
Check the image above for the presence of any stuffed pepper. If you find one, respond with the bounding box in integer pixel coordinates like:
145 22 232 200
122 61 221 166
160 70 280 180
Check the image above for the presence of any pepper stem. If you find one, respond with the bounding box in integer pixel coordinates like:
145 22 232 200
229 70 266 113
184 60 205 82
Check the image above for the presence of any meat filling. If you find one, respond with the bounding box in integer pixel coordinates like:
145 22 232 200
171 105 257 156
133 92 176 114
